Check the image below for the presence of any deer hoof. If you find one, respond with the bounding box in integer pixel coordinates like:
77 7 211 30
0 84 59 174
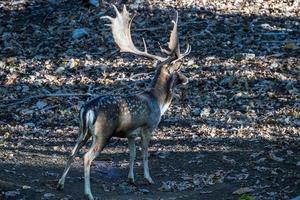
57 182 64 190
85 193 94 200
128 177 135 185
146 177 154 185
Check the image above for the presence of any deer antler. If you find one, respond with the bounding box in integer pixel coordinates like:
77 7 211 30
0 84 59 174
102 5 191 63
162 11 191 64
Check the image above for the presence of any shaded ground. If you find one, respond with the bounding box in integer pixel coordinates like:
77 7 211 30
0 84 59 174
0 0 299 199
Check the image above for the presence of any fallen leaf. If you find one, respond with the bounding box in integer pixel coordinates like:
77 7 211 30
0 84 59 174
268 151 284 162
233 187 253 195
22 185 31 189
283 41 299 50
222 156 236 164
5 73 17 85
43 193 55 198
36 100 47 109
4 190 20 198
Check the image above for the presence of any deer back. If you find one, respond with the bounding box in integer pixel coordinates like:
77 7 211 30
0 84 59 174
81 93 161 138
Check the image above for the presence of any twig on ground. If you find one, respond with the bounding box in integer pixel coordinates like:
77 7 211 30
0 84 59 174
0 93 95 109
134 21 204 32
129 72 153 80
0 78 151 109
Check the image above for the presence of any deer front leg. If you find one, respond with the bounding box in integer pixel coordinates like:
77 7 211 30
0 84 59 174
141 131 154 184
128 138 136 184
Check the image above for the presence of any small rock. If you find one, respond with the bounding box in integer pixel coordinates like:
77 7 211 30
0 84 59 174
60 195 73 200
192 108 201 116
72 28 88 39
231 92 249 100
89 0 99 7
0 60 5 68
139 188 150 193
21 85 30 93
296 161 300 166
232 187 253 195
187 59 194 66
43 193 55 198
193 179 201 186
48 0 62 4
25 122 35 127
4 190 20 198
22 185 31 189
220 76 235 87
267 192 276 197
234 53 255 60
36 100 47 109
154 151 169 159
200 107 210 117
158 181 176 191
55 66 65 74
192 134 201 142
222 156 236 164
53 146 59 151
45 171 59 177
20 109 34 115
269 62 279 69
292 195 300 200
159 183 172 191
65 58 78 69
283 41 299 50
260 23 273 30
244 53 255 59
118 182 135 194
35 189 45 193
129 0 144 9
254 157 266 164
268 151 284 162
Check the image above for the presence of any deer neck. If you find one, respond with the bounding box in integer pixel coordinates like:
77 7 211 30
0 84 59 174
149 68 174 115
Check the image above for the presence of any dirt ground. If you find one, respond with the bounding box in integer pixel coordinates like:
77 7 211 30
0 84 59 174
0 0 299 199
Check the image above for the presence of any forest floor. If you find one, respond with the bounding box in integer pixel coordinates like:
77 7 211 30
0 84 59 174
0 0 299 199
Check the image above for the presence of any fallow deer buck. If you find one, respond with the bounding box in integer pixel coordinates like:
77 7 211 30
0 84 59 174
57 5 191 200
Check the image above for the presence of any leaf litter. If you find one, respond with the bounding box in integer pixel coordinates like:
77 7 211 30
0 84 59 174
0 0 299 199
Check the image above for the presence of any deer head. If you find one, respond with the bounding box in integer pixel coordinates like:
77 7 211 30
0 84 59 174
102 5 191 114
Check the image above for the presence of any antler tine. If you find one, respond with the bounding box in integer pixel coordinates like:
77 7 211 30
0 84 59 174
101 5 166 62
168 11 180 57
172 44 191 63
164 10 191 62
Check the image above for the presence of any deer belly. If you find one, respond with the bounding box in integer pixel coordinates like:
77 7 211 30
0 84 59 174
125 128 142 138
113 127 143 138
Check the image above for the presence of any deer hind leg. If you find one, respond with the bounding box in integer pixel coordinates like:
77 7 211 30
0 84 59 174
57 130 91 190
84 125 111 200
128 137 136 184
141 130 154 184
